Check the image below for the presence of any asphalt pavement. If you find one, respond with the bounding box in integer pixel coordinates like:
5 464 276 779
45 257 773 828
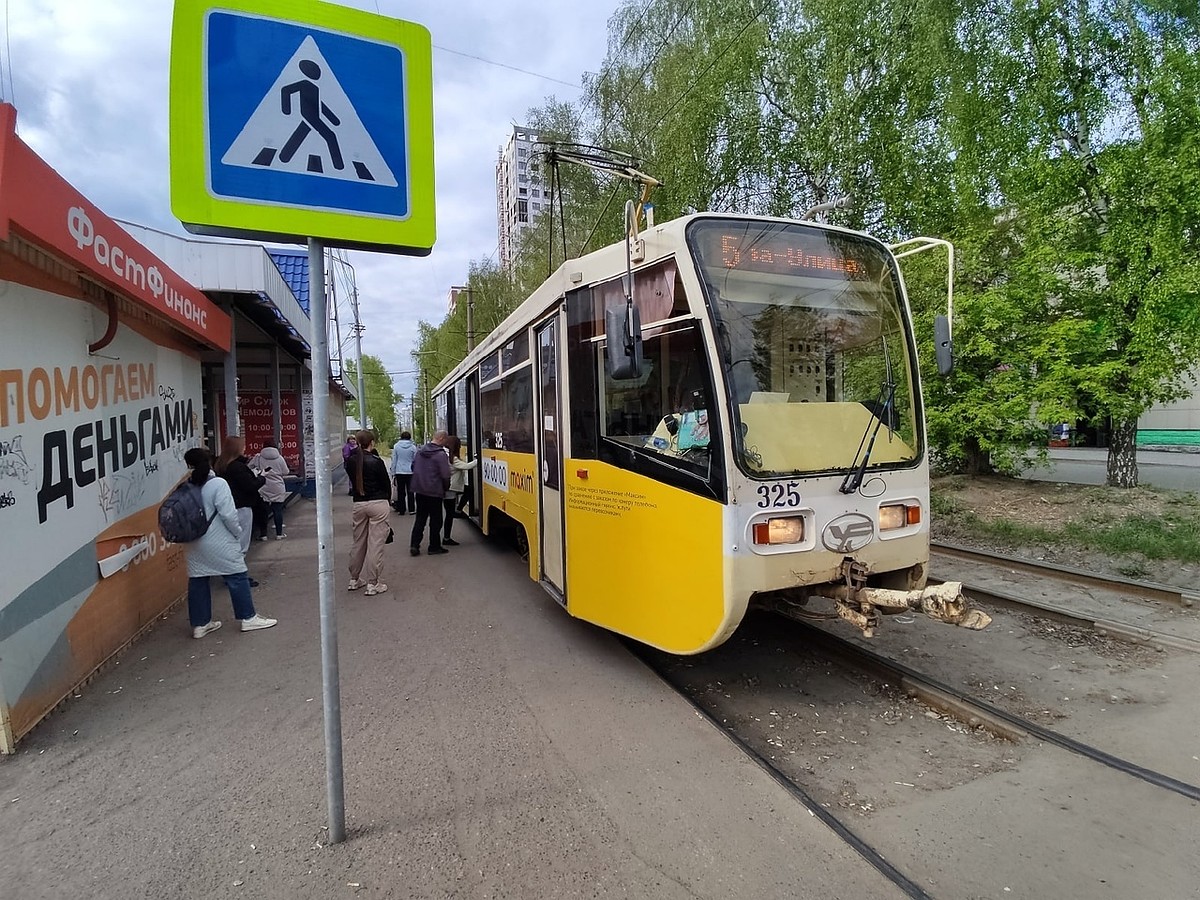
1022 447 1199 491
0 492 904 900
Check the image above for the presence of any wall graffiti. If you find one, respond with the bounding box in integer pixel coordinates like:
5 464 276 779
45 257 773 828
0 435 33 485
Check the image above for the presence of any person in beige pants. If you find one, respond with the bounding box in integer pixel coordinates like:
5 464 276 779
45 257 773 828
344 430 393 596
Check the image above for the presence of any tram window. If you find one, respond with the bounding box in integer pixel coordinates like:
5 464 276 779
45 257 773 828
599 321 715 478
502 334 530 370
565 261 720 490
567 287 601 460
480 364 534 452
453 381 468 441
480 351 500 383
435 391 449 433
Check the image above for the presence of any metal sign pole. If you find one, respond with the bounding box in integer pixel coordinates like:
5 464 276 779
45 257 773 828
309 237 346 843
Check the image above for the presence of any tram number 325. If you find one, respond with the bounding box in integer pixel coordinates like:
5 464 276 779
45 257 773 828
756 483 802 508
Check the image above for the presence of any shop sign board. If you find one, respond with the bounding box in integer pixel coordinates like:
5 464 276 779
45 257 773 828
218 390 302 471
0 104 230 352
169 0 435 255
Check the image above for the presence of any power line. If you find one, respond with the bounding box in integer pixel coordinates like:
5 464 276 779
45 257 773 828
642 3 766 140
568 1 698 257
627 0 697 89
604 0 660 81
433 44 582 90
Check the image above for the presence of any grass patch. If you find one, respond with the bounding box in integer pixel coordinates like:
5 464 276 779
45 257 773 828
939 509 1068 548
1063 514 1200 563
932 480 1200 565
929 492 964 517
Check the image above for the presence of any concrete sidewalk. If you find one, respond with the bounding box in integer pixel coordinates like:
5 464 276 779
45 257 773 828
0 493 902 899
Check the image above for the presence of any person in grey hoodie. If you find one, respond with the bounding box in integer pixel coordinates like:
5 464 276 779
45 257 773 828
409 431 451 556
390 430 417 514
251 439 291 539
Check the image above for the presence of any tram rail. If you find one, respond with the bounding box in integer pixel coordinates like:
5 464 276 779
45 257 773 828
932 577 1200 655
930 541 1197 608
626 639 937 900
791 620 1200 803
928 541 1200 654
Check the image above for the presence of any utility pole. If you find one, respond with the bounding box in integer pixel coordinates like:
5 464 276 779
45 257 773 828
308 238 345 844
466 289 475 352
413 350 435 441
331 250 367 431
451 285 475 352
346 263 367 431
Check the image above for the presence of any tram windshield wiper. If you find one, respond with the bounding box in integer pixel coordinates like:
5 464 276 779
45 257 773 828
839 380 896 495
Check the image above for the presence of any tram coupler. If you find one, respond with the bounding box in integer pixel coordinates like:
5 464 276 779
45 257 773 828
825 581 992 637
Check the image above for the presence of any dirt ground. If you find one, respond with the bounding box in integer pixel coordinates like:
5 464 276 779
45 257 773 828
652 597 1200 897
930 474 1200 589
646 473 1200 896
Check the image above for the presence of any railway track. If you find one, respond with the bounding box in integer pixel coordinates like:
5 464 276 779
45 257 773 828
629 606 1200 898
931 540 1197 607
791 620 1200 803
930 541 1200 655
628 588 1200 897
623 546 1199 897
626 639 938 900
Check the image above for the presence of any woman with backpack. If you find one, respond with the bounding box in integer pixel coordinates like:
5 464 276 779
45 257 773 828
182 447 277 638
345 429 392 596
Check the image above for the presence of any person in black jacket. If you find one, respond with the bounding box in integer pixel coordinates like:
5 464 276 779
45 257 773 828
216 435 265 553
216 434 267 587
345 430 392 596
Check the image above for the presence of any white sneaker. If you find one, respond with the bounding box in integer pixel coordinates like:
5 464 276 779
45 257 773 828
258 535 268 542
364 582 388 596
240 614 277 632
192 620 222 639
276 533 287 540
347 579 366 591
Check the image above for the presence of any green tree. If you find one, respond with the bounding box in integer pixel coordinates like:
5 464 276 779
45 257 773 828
973 1 1200 486
345 354 400 446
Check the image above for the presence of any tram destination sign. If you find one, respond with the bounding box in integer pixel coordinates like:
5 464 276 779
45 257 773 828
169 0 435 255
695 223 875 280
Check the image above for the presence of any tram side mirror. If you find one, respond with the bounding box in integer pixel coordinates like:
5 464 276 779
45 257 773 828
605 305 643 380
934 315 953 375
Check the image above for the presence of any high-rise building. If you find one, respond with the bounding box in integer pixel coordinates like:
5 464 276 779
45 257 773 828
496 125 550 270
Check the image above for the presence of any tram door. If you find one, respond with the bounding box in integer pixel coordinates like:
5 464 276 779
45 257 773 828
536 317 565 596
463 373 481 520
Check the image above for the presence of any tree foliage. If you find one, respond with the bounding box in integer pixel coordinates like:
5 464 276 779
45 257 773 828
419 0 1200 486
344 354 400 446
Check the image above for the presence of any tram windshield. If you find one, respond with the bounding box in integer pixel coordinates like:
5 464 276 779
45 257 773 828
688 218 921 478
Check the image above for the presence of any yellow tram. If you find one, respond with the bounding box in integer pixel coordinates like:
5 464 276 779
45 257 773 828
432 211 988 653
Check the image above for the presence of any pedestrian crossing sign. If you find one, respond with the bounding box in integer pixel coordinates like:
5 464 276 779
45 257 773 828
169 0 435 255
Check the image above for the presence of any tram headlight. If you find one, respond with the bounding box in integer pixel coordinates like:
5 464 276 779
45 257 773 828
879 503 921 531
753 516 805 545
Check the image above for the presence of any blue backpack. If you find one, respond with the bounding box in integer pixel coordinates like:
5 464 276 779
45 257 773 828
158 481 216 543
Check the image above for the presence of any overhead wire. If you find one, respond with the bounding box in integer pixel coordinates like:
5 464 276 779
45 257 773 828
626 0 697 89
641 2 766 140
568 0 699 257
433 44 582 90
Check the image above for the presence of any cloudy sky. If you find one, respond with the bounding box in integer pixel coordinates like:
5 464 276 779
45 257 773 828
2 0 619 401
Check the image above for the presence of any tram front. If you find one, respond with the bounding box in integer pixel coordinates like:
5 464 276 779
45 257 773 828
686 217 989 638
